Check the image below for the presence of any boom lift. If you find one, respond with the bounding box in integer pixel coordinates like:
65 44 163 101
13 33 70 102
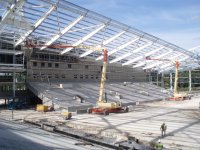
169 61 189 100
87 50 128 115
25 40 128 115
146 57 189 100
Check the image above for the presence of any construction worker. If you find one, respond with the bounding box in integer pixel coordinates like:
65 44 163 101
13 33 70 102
155 139 163 150
160 122 167 137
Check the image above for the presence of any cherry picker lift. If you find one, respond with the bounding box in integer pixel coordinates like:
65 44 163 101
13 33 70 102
146 57 190 101
87 49 129 115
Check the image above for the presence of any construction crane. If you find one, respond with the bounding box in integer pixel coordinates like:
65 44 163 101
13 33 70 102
25 40 128 115
145 57 190 100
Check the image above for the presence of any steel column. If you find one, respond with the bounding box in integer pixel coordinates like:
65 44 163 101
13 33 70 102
170 72 173 91
189 70 192 92
161 73 164 88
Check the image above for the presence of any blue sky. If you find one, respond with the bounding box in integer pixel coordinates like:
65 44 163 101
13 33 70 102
67 0 200 49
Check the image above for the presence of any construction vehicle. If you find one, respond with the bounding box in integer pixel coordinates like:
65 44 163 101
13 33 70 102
169 61 190 100
146 57 190 100
36 104 71 119
87 49 129 115
61 111 72 120
36 104 48 112
25 40 128 115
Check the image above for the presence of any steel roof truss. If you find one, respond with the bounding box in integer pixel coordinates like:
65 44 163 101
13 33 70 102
0 0 25 32
123 46 164 66
96 37 140 60
142 51 173 69
109 42 153 63
60 24 106 55
40 15 84 50
133 50 172 68
132 42 153 53
159 54 183 69
80 31 125 57
110 53 132 63
15 5 56 47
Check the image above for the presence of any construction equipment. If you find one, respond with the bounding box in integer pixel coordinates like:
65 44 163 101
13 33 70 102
146 57 190 100
169 61 189 100
36 104 72 119
87 49 128 115
61 111 72 120
36 104 48 112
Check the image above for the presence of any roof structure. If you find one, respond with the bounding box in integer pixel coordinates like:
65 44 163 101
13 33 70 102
0 0 199 73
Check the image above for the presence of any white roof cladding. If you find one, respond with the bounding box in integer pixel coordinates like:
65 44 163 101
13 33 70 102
0 0 199 73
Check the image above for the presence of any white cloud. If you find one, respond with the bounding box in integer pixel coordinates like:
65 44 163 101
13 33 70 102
191 15 200 21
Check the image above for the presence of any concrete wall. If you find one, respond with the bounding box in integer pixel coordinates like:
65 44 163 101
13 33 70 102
26 50 147 82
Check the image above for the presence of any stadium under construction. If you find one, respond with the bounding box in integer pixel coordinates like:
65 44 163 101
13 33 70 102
0 0 200 150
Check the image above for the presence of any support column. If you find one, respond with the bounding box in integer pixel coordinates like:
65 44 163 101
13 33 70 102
12 71 16 120
170 72 173 91
13 72 16 101
161 73 164 88
156 72 159 86
189 70 192 92
12 35 16 119
13 35 16 102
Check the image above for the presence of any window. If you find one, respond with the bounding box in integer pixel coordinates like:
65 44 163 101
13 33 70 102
96 75 99 79
62 74 65 78
44 54 48 60
50 55 54 60
85 65 89 69
41 74 45 78
48 74 52 78
55 74 59 78
39 54 44 59
33 74 37 78
48 63 52 67
74 75 77 79
55 63 59 68
91 75 94 79
80 75 83 79
132 76 135 80
85 75 88 79
33 62 37 67
61 56 65 61
41 62 45 67
68 64 72 68
55 55 59 61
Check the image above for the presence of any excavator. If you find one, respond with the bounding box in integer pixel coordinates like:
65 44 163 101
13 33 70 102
25 40 128 115
146 57 190 101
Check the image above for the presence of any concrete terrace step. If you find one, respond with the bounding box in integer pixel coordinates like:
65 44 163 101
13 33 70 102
27 82 171 112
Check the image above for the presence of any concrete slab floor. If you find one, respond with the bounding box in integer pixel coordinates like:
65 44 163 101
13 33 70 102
0 119 110 150
0 96 200 150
